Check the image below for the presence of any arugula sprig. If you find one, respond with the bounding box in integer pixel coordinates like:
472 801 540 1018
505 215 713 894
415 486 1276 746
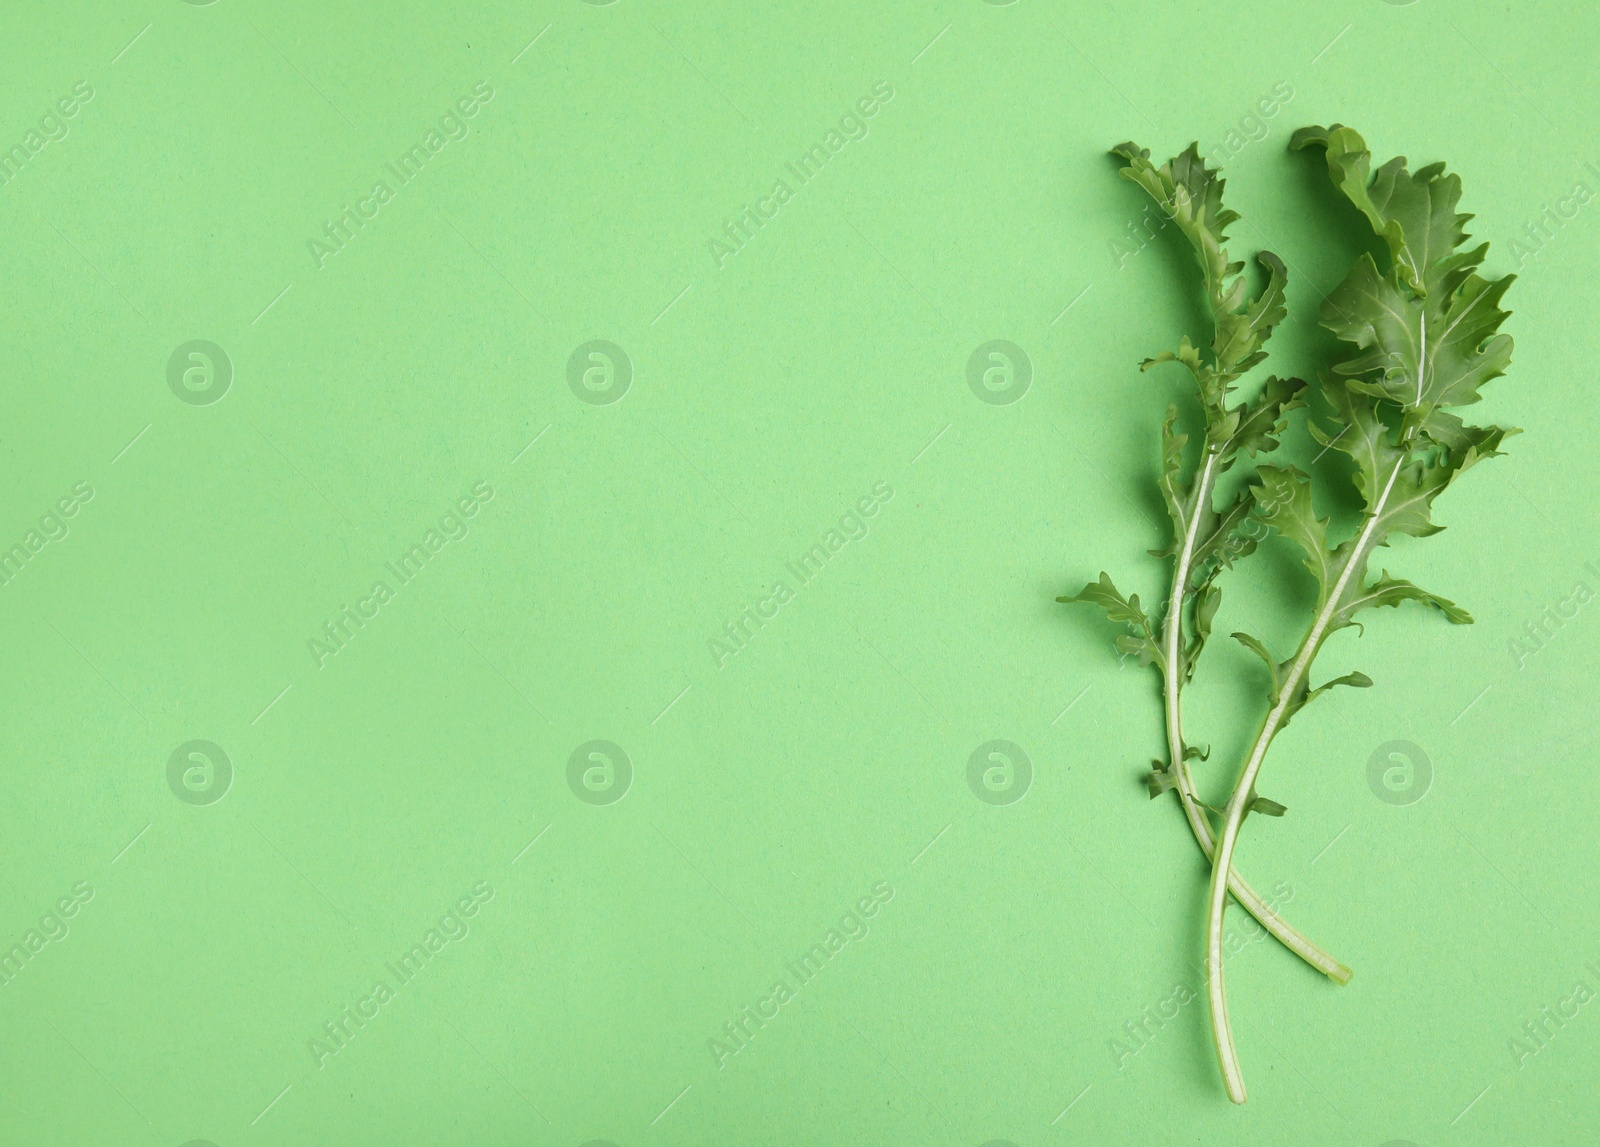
1198 125 1516 1104
1060 143 1351 985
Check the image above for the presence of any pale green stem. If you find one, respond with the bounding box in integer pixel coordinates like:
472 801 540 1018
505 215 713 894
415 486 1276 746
1162 451 1353 985
1204 452 1408 1104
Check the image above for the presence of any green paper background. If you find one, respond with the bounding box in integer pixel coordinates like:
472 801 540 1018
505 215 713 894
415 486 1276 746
2 0 1596 1144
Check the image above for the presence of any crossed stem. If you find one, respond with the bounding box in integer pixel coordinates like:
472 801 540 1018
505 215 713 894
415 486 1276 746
1161 451 1353 988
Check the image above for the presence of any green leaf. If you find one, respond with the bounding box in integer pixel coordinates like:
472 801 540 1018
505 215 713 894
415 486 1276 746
1141 337 1222 414
1248 796 1288 817
1113 141 1239 325
1277 668 1373 727
1309 376 1397 515
1423 409 1519 461
1059 571 1165 671
1194 582 1221 645
1222 374 1307 460
1112 142 1301 705
1250 466 1334 597
1159 405 1191 544
1113 142 1289 395
1369 453 1455 541
1231 631 1284 702
1321 254 1513 415
1188 487 1260 585
1185 581 1221 682
1147 762 1178 798
1368 431 1509 544
1296 125 1515 420
1059 571 1149 628
1141 335 1207 380
1292 124 1474 298
1116 633 1163 667
1302 669 1373 707
1311 381 1512 553
1213 252 1289 380
1337 572 1473 626
1258 446 1481 645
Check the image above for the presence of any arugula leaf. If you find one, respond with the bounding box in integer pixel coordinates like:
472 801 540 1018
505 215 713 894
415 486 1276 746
1252 450 1482 643
1147 759 1178 797
1187 486 1258 584
1185 581 1222 682
1254 128 1522 642
1285 668 1373 725
1061 140 1362 1084
1186 375 1313 590
1231 631 1285 701
1058 572 1165 670
1224 373 1307 460
1294 125 1516 438
1250 466 1335 597
1320 253 1514 414
1114 142 1290 408
1193 129 1517 1105
1112 142 1240 334
1307 373 1393 509
1158 405 1191 543
1336 572 1473 626
1214 251 1288 383
1073 125 1515 1106
1290 125 1472 296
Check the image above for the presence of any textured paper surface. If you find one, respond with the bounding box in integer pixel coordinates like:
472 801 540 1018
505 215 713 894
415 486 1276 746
2 1 1596 1144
